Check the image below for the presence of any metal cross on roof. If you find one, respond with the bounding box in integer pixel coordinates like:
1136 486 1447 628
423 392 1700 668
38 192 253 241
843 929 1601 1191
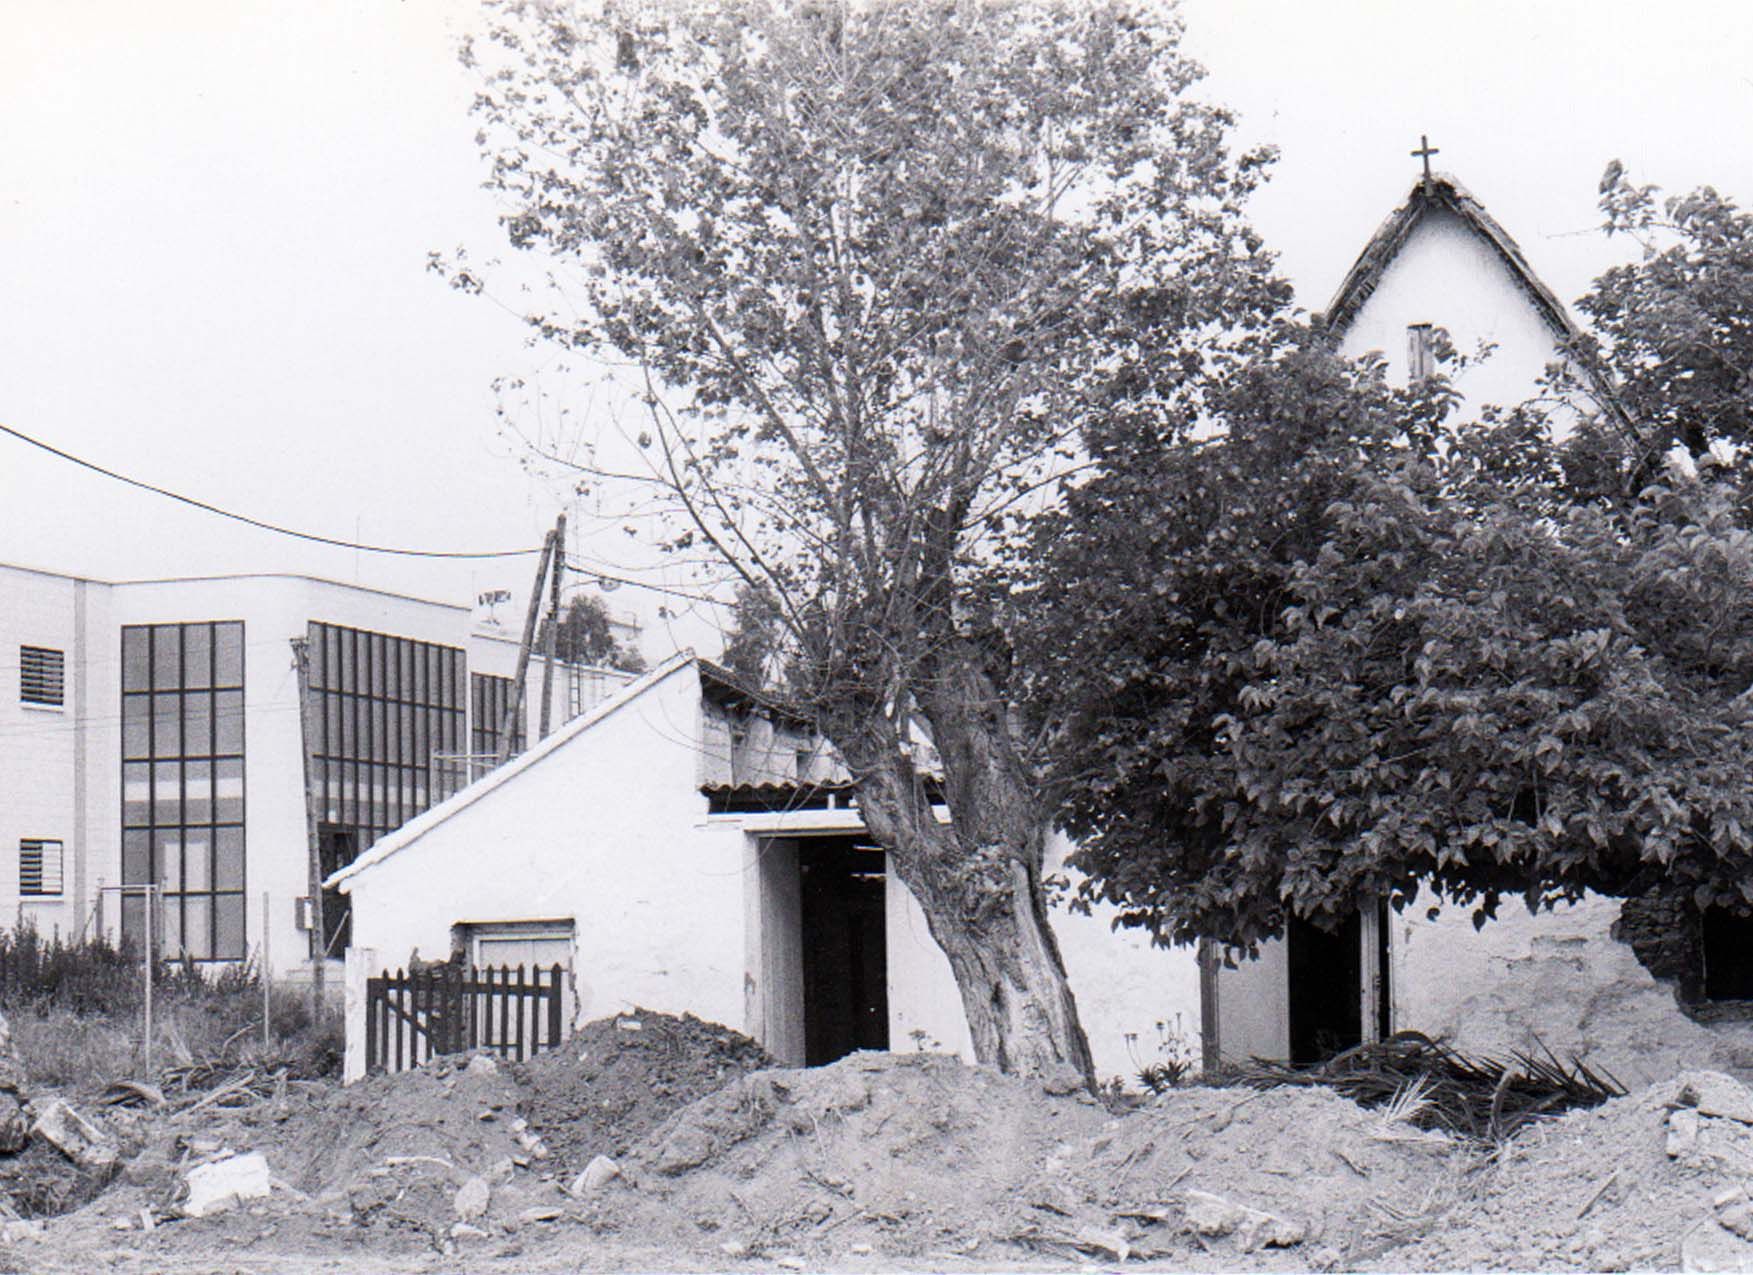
1412 134 1440 183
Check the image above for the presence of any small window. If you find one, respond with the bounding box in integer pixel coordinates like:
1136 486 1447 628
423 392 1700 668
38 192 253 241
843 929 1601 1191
20 840 64 897
20 646 65 707
1407 323 1436 382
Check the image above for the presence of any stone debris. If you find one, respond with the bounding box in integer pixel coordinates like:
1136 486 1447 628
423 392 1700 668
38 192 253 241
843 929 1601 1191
30 1100 118 1176
180 1153 272 1218
0 1219 44 1244
449 1221 490 1241
1718 1187 1753 1243
452 1175 491 1222
1180 1188 1307 1252
465 1054 499 1078
1681 1073 1753 1127
1670 1107 1703 1156
570 1154 620 1197
517 1204 563 1225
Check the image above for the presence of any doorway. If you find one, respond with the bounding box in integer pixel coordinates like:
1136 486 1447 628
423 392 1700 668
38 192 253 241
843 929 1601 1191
798 838 889 1065
1286 902 1390 1065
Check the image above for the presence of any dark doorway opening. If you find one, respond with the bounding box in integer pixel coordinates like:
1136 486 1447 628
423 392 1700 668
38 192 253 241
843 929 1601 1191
798 838 889 1065
1287 904 1389 1065
317 824 356 956
1703 908 1753 1002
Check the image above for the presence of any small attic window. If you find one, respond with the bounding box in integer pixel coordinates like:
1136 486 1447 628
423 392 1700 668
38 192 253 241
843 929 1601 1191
1407 323 1436 381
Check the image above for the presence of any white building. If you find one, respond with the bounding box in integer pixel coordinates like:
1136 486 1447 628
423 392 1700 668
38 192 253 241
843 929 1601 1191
331 655 1195 1084
1208 169 1752 1086
0 560 636 976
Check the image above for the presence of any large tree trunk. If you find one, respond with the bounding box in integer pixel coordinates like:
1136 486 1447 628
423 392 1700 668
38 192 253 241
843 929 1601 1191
826 641 1096 1088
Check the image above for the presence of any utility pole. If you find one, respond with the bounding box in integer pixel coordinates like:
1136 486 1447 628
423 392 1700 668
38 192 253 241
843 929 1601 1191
290 635 326 1023
497 530 555 768
538 513 567 740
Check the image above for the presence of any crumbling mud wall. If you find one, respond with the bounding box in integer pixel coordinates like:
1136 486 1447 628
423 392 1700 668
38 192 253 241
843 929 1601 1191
1394 893 1753 1088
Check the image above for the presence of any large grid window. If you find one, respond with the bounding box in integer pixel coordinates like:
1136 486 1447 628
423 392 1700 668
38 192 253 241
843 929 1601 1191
20 646 65 707
121 622 246 960
19 840 63 897
470 672 526 762
308 623 466 863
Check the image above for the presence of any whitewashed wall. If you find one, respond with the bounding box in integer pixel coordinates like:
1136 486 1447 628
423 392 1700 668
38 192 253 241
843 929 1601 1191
1338 205 1586 435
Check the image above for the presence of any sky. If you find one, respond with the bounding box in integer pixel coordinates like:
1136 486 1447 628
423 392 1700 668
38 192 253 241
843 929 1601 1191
4 0 1752 661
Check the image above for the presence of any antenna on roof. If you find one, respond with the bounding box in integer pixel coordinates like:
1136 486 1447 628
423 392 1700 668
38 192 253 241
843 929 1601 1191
1412 134 1440 191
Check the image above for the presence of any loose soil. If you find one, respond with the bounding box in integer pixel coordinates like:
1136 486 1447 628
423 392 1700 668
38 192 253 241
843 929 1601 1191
1 1012 1751 1273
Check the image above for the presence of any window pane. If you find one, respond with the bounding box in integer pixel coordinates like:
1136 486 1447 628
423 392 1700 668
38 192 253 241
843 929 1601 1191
120 894 144 953
122 829 150 885
370 634 385 697
215 827 244 890
152 626 180 690
157 832 183 891
215 894 245 959
158 896 183 959
183 625 212 690
182 691 213 756
214 759 244 823
323 693 340 757
184 760 212 824
386 641 401 699
153 761 180 825
122 628 150 692
371 699 386 763
181 895 211 960
123 695 151 760
123 762 151 826
153 694 180 757
309 631 327 692
215 690 244 755
214 623 244 688
183 832 212 891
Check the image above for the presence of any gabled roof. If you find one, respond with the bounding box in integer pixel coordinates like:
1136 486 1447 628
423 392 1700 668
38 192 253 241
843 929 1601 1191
327 650 700 891
1322 173 1634 433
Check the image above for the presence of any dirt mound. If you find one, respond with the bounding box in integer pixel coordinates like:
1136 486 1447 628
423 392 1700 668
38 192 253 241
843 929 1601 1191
576 1050 1111 1263
1376 1069 1753 1272
559 1051 1476 1269
511 1009 772 1173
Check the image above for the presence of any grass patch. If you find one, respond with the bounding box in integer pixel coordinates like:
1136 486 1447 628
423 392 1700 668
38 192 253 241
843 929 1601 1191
0 922 341 1092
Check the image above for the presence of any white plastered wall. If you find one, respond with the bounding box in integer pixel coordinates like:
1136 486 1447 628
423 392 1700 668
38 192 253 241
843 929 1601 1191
1338 205 1586 435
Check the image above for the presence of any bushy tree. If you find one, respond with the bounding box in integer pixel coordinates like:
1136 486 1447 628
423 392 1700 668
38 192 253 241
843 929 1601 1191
445 0 1282 1079
544 595 647 672
1025 171 1753 952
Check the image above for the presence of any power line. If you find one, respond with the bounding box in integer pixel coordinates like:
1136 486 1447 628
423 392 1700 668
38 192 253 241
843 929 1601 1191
562 555 730 605
0 421 542 561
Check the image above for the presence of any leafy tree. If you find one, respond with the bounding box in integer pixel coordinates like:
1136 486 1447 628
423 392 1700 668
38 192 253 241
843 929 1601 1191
719 581 784 690
544 595 647 672
1025 172 1753 954
446 0 1281 1080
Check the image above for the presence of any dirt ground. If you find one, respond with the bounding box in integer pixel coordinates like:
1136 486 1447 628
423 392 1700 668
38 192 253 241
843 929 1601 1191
2 1010 1751 1273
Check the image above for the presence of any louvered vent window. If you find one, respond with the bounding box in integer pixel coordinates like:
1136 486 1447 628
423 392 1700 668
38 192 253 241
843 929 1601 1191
20 646 65 707
19 840 63 897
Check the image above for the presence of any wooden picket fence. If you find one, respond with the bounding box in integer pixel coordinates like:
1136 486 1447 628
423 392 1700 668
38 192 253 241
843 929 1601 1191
364 962 565 1074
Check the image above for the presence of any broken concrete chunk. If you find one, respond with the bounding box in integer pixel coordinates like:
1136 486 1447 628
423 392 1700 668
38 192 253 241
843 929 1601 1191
450 1222 490 1241
30 1100 118 1175
182 1153 272 1218
1680 1072 1753 1127
465 1054 499 1077
719 1239 750 1258
1181 1188 1305 1251
453 1176 491 1222
1670 1108 1703 1157
1183 1189 1247 1237
518 1205 563 1225
1073 1225 1131 1261
1683 1220 1753 1274
570 1155 620 1197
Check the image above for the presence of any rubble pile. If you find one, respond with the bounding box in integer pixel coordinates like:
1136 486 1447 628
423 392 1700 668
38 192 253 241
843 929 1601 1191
510 1009 773 1173
1376 1068 1753 1272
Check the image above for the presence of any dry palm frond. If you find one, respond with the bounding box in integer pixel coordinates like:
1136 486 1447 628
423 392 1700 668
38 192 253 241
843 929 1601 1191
1214 1031 1625 1143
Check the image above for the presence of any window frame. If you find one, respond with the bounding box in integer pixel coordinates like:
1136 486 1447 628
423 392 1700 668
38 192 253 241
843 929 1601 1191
19 839 65 898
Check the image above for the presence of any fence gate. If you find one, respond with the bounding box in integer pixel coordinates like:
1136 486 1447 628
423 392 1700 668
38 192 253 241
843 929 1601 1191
365 962 565 1074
